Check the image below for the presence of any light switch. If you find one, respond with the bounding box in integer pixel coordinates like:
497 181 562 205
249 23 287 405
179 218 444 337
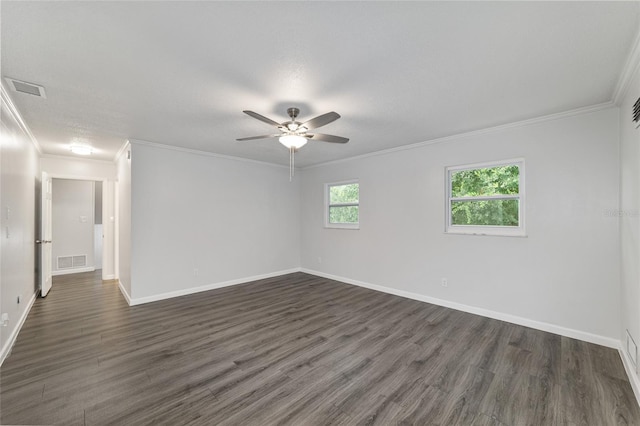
80 216 87 223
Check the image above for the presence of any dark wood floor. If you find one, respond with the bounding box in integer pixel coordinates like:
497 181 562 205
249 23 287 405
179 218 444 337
1 271 638 425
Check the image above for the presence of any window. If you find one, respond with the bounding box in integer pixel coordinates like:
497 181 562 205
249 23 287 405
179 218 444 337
325 180 359 229
446 159 525 236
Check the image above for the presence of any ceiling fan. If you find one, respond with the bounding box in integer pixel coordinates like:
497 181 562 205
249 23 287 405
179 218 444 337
237 107 349 180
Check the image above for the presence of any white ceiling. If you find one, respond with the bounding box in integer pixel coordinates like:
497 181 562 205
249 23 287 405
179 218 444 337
2 1 639 166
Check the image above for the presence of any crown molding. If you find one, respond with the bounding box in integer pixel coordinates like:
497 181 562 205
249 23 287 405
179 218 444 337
120 100 616 172
304 101 615 170
1 81 42 154
613 26 640 105
128 138 289 170
114 140 130 162
41 153 118 165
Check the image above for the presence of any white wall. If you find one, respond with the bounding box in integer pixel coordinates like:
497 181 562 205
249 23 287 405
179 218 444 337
0 86 40 363
51 179 95 274
301 107 621 343
94 224 103 269
116 144 132 298
620 66 640 378
102 181 115 279
40 155 116 181
128 141 300 301
94 181 103 269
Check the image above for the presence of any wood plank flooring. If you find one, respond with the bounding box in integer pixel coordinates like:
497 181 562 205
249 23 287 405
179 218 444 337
1 271 638 425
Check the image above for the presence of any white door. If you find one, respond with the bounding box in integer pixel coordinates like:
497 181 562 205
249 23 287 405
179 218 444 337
39 172 53 297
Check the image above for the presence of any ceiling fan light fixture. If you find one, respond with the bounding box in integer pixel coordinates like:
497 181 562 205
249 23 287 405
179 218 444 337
279 134 307 149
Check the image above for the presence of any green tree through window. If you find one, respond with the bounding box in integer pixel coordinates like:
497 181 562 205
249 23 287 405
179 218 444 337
448 163 522 229
328 182 359 226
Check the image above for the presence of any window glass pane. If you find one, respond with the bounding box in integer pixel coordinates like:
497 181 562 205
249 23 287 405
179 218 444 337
329 206 359 224
451 165 519 198
451 199 519 226
330 183 359 204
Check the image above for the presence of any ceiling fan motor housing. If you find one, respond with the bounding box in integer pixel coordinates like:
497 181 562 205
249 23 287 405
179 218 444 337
287 107 300 120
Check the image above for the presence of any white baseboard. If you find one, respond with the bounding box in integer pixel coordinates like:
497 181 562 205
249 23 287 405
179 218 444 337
0 291 37 366
102 274 116 280
118 279 132 306
120 267 619 349
301 268 620 349
619 343 640 407
52 266 95 276
123 268 302 306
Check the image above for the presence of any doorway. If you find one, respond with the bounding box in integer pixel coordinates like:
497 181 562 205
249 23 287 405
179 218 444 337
44 177 115 285
51 179 99 276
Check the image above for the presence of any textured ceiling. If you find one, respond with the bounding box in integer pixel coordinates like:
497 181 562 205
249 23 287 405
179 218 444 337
2 1 639 166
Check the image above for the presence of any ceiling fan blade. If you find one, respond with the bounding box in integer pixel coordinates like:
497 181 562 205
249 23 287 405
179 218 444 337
307 133 349 143
243 110 282 127
301 112 340 130
236 134 279 141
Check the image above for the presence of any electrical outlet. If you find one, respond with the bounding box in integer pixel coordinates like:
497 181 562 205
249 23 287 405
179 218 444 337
441 278 448 287
1 313 8 326
193 268 199 277
317 257 322 264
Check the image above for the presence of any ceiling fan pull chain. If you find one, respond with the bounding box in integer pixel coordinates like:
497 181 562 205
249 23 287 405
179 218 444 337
289 146 294 181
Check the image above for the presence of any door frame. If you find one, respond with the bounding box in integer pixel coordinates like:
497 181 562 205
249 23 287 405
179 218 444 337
44 174 117 281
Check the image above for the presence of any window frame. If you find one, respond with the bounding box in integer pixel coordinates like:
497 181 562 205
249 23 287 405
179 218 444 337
445 158 525 237
325 179 360 230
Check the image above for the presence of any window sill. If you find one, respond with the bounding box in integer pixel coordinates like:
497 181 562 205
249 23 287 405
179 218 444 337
325 224 360 230
446 226 526 237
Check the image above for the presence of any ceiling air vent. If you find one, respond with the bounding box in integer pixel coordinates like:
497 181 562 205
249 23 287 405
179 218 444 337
4 77 46 98
634 97 640 129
